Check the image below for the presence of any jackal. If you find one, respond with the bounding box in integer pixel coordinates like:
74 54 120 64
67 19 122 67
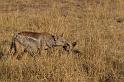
10 31 77 59
10 31 56 59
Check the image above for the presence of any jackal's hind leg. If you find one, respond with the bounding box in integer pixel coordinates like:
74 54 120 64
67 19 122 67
13 48 26 60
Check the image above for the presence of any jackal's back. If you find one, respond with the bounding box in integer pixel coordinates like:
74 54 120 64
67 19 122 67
18 31 52 39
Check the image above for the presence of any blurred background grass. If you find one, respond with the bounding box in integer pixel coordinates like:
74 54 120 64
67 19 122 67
0 0 123 82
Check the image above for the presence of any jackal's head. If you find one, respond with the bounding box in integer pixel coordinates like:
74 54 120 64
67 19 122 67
55 34 77 52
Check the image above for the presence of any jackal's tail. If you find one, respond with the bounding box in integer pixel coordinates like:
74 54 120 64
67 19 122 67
9 33 18 54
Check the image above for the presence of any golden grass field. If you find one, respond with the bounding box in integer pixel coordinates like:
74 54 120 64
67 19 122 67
0 0 124 82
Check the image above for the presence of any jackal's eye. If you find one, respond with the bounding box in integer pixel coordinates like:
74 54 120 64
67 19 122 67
63 45 67 50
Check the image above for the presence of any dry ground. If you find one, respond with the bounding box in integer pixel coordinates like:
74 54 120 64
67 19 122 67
0 0 124 82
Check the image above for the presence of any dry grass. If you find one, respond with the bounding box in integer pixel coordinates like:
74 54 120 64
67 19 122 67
0 0 124 82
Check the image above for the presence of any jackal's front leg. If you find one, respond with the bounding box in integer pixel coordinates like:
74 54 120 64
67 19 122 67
37 48 41 55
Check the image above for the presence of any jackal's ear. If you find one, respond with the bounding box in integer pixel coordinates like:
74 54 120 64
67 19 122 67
72 42 77 47
60 33 64 37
